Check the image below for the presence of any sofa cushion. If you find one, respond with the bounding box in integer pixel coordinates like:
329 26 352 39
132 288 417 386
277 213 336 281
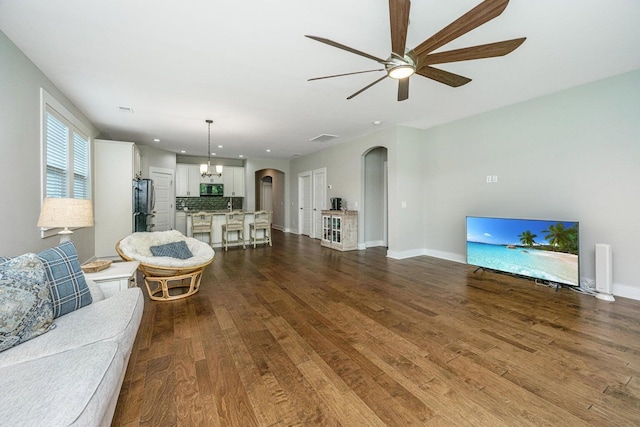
37 241 92 318
150 240 194 259
0 287 143 369
0 341 123 426
0 254 55 352
86 279 105 302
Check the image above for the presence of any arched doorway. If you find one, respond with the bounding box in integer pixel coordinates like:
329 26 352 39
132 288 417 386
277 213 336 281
254 169 285 231
363 147 388 248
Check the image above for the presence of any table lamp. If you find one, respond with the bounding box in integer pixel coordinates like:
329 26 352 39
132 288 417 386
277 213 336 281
37 198 94 243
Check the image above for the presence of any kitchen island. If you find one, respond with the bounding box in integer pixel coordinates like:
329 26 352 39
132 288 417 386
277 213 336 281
177 210 256 248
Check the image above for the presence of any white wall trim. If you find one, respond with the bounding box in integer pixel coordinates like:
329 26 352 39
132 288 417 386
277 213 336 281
612 282 640 301
365 240 386 248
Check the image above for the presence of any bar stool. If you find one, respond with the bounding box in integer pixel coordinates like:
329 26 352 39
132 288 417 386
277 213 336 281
221 211 245 250
249 210 272 248
191 212 213 246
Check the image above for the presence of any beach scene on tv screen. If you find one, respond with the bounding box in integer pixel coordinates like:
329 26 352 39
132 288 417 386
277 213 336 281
466 217 579 286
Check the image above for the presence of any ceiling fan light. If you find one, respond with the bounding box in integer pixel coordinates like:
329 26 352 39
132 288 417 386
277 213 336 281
388 64 415 79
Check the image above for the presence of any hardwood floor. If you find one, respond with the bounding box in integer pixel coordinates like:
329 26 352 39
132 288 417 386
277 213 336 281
112 231 640 426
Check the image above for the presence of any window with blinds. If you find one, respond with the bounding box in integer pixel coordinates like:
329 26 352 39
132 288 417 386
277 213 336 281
42 90 90 200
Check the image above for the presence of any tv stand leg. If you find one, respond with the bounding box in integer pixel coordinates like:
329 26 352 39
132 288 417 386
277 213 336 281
473 267 485 273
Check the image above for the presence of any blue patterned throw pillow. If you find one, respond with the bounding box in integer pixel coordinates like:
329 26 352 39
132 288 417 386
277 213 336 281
0 253 55 352
149 241 194 259
37 241 92 318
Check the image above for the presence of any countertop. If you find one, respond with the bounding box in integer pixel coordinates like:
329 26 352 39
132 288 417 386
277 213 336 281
177 210 254 215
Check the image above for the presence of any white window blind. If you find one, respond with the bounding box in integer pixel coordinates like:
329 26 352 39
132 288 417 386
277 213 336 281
45 112 69 198
41 89 91 201
73 132 89 199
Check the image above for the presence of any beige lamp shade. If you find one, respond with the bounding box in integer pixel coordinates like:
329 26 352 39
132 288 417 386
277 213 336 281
37 198 94 242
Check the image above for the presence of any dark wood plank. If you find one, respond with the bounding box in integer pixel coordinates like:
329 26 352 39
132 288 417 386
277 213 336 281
113 230 640 426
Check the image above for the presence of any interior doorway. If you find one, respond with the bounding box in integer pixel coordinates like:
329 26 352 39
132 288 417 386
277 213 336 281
254 169 285 231
363 147 388 248
149 167 175 232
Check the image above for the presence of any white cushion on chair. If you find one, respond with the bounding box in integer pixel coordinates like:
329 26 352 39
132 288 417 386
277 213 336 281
119 230 214 268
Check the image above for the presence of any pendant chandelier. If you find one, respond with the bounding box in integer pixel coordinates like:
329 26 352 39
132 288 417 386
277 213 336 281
200 119 222 177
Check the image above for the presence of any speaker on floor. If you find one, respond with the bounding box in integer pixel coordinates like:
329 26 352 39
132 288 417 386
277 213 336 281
595 243 615 302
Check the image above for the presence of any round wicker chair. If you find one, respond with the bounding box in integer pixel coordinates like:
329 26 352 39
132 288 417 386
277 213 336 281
116 230 214 301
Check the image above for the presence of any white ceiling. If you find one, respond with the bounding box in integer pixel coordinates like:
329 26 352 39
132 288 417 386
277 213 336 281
1 0 639 160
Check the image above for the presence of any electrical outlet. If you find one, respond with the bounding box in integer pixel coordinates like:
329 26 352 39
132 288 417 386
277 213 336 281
492 175 498 183
486 175 492 183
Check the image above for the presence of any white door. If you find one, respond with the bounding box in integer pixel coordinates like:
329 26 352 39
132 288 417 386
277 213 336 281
312 168 326 239
298 172 312 236
150 167 174 232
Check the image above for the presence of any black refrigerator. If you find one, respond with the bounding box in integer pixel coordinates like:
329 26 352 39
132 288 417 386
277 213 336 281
133 178 155 232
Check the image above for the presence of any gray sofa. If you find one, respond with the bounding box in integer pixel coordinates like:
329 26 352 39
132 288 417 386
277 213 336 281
0 280 143 426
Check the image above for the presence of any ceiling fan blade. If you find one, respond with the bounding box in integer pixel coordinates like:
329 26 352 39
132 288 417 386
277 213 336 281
305 35 387 64
389 0 411 56
417 37 526 66
410 0 510 58
397 78 409 101
416 66 472 87
347 75 388 100
308 69 385 81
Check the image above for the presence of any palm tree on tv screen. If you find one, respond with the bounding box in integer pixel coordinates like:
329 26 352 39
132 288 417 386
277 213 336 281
542 222 579 254
518 230 537 246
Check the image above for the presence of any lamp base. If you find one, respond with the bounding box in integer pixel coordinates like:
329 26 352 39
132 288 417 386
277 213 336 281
57 228 73 244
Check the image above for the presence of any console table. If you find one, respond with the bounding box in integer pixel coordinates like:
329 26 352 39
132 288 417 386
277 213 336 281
321 210 358 251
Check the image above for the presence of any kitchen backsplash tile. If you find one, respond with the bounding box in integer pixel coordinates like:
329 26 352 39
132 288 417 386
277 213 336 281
176 197 243 212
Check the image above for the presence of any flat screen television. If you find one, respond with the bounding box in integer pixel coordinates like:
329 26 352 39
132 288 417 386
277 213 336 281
466 216 580 287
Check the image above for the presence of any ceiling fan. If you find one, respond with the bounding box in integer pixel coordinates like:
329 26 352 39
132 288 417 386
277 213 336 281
306 0 526 101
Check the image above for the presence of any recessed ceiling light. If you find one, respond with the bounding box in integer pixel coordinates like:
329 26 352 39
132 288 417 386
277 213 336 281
153 138 160 142
217 145 223 148
266 149 271 152
180 150 186 153
373 120 381 125
211 153 216 156
238 155 244 158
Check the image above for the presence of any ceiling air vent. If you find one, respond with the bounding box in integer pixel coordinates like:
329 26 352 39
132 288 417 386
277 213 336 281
118 105 134 113
309 134 338 143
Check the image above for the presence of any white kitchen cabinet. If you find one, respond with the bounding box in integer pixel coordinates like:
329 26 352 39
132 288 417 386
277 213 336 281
176 164 201 197
223 166 245 197
175 211 187 235
321 210 358 251
95 139 141 259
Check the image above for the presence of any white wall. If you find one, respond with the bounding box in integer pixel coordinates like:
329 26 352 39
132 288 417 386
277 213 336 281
0 30 97 261
138 144 176 177
289 125 426 255
290 70 640 299
421 70 640 299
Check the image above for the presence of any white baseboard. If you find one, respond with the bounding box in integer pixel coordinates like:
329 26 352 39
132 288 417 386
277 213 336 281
365 240 386 248
612 282 640 301
386 248 427 260
422 249 466 264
